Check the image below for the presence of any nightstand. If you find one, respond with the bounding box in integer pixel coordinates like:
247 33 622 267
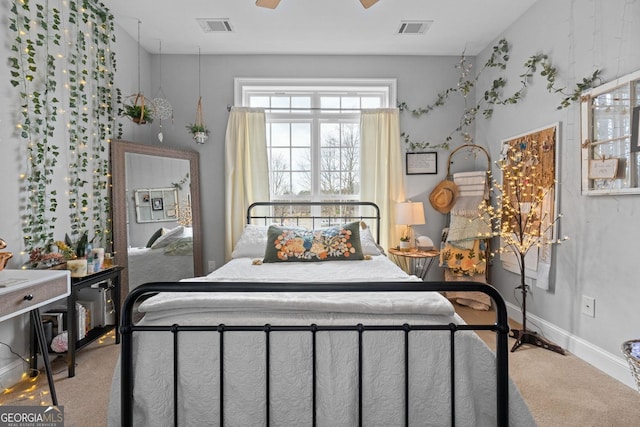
388 247 439 280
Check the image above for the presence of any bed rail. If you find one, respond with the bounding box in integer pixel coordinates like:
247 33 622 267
247 201 381 243
120 281 510 427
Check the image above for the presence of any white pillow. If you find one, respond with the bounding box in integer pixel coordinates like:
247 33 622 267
151 225 185 249
231 224 269 258
359 223 384 256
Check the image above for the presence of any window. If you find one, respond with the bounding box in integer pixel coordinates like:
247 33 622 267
236 78 395 217
581 69 640 195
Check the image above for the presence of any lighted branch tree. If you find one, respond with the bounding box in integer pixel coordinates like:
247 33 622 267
477 146 568 354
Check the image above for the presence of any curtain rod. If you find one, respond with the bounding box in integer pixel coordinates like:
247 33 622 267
226 104 366 112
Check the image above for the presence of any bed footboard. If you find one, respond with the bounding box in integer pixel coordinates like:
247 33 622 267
119 281 511 427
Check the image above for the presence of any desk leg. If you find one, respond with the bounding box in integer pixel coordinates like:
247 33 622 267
30 309 58 406
67 294 76 378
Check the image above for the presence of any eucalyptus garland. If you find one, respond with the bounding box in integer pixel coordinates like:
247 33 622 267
399 38 602 150
8 0 116 255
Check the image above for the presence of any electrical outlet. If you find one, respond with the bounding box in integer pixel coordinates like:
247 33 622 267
581 295 595 317
208 260 216 273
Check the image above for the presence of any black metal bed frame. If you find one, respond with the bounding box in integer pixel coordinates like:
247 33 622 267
120 281 510 427
119 202 510 425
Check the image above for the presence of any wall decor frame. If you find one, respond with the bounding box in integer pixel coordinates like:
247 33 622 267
406 152 437 175
631 105 640 153
134 188 177 223
581 69 640 195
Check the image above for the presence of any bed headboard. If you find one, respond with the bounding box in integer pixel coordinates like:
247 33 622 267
247 201 381 243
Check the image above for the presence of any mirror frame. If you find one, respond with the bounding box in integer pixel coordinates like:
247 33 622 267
111 140 203 302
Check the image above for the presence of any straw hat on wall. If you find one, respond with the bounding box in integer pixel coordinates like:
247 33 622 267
429 180 459 214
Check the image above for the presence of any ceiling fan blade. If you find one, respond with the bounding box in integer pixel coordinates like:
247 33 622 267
360 0 379 8
256 0 281 9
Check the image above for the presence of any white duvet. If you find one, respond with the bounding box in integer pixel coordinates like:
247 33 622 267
127 246 193 292
108 256 535 426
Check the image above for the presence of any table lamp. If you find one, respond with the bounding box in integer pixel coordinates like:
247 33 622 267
395 201 425 250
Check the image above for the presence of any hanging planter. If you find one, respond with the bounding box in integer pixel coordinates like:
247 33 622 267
186 96 209 144
122 93 154 125
151 40 173 142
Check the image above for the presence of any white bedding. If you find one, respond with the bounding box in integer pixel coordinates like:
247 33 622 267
126 245 193 291
108 256 534 426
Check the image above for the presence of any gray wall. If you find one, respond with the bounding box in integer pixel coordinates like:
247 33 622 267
138 53 465 272
474 0 640 385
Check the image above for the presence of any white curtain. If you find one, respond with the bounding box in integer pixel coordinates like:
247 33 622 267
224 107 270 261
360 108 405 251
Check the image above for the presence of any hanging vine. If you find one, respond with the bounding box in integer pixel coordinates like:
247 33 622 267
398 39 601 151
8 0 116 257
9 0 62 253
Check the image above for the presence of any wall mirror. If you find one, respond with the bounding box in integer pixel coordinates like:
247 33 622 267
111 140 203 301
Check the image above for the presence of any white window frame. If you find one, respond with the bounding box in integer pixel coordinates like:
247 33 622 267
234 78 396 202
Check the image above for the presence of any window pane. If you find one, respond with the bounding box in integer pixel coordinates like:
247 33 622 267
270 170 291 196
361 97 381 108
291 147 310 171
271 148 290 169
320 123 340 147
291 172 310 196
321 171 340 194
249 96 269 108
271 123 290 146
292 96 311 110
321 96 340 110
291 123 310 147
321 147 340 171
272 96 290 110
342 171 359 195
342 96 359 109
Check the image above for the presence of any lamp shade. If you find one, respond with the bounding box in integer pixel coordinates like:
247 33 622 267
395 201 426 225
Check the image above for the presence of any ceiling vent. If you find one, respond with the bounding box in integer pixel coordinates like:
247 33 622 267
396 21 432 35
197 19 233 33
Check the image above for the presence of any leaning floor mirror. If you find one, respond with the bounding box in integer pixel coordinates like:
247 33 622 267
111 140 203 302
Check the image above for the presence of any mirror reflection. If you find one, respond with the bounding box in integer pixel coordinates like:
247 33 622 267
111 140 202 300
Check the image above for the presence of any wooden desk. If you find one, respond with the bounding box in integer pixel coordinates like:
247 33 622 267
0 269 71 406
388 247 439 280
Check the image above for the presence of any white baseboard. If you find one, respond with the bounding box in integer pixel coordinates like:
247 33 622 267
505 302 637 390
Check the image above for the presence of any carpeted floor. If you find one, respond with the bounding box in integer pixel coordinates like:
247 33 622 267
456 303 640 427
1 307 639 426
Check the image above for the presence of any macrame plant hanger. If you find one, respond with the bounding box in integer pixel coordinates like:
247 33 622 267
150 40 173 141
125 20 152 125
190 47 208 144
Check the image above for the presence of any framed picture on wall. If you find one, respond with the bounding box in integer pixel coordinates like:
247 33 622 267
406 152 437 175
152 198 164 211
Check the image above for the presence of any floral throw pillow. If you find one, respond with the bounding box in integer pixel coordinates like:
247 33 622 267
263 221 364 262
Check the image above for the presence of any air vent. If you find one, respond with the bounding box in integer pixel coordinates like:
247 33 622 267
396 20 432 35
197 19 233 33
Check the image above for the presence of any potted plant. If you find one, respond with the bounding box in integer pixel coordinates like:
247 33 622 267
122 103 154 125
186 123 209 144
399 234 411 251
